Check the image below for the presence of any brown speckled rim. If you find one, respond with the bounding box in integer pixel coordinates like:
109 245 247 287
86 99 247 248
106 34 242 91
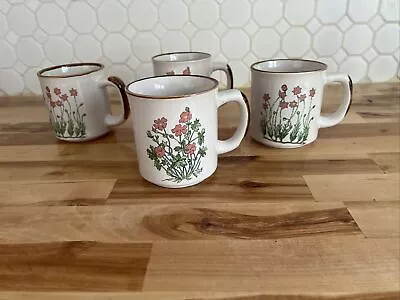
37 63 104 78
251 59 328 74
152 51 211 63
126 75 219 100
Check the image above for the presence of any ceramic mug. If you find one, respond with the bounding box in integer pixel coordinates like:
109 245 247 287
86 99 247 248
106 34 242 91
250 59 352 148
126 75 249 188
37 63 130 142
152 51 233 89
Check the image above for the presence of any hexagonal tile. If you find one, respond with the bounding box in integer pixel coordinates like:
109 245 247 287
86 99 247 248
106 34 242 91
16 37 44 67
348 0 379 22
93 26 107 41
161 31 189 52
221 29 250 59
191 31 220 56
0 13 7 37
74 35 102 62
190 0 219 29
252 28 280 58
136 62 153 79
313 26 342 56
98 0 127 32
0 0 10 14
339 57 368 82
368 56 397 82
306 18 321 34
363 48 378 62
343 25 373 55
67 2 97 33
44 37 73 64
159 0 188 30
213 21 228 37
24 67 42 94
229 61 249 87
282 27 311 57
129 0 157 31
102 34 130 63
0 40 16 68
253 0 283 27
123 24 136 40
316 0 346 24
380 0 400 22
183 22 196 37
132 32 160 62
8 5 36 36
221 0 251 28
37 3 66 35
374 23 400 54
284 0 314 25
369 15 384 31
0 69 24 95
319 57 338 73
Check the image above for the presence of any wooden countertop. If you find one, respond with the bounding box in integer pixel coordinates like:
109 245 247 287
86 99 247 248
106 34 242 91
0 82 399 299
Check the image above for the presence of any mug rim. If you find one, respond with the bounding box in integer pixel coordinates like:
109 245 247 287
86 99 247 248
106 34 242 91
37 62 104 78
251 59 328 74
126 74 218 100
152 51 211 63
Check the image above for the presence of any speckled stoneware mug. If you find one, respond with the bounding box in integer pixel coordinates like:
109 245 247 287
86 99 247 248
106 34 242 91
251 59 353 149
126 75 249 188
152 51 233 89
37 63 130 142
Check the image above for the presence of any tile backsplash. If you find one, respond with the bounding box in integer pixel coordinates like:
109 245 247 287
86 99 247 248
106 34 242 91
0 0 399 95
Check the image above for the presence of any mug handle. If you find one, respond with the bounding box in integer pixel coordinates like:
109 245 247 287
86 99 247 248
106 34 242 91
216 89 249 154
98 76 130 127
318 74 353 128
211 62 234 89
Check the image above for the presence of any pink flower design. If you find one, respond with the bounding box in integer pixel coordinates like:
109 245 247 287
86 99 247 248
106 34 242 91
50 101 56 108
56 100 63 107
281 84 288 91
279 101 289 109
154 146 166 157
279 90 287 99
54 88 61 95
166 71 175 75
263 102 269 109
183 67 191 75
299 94 307 102
179 111 192 123
171 124 187 136
289 100 298 108
46 92 52 100
309 88 316 98
263 93 270 102
292 86 302 95
153 117 168 131
185 143 196 155
60 94 68 101
69 88 78 97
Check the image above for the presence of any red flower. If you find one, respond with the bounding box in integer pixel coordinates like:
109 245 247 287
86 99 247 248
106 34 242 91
183 66 191 75
171 124 187 136
179 111 192 123
60 94 68 101
279 90 286 99
263 102 269 109
56 100 62 107
185 143 196 155
69 88 78 97
299 94 307 102
263 93 270 102
289 100 298 108
309 88 316 97
154 146 166 157
166 71 175 75
153 117 168 131
46 92 52 100
279 101 288 109
50 101 56 108
292 86 302 95
281 84 288 91
54 87 61 95
45 86 50 93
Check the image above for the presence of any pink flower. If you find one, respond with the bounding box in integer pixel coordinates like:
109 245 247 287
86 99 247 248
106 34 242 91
292 86 302 95
185 143 196 155
309 88 316 97
299 94 307 102
154 146 166 157
69 88 78 97
183 66 191 75
279 101 288 109
45 86 50 93
153 117 168 131
179 111 192 123
281 84 288 91
56 100 63 107
263 102 269 109
279 90 286 99
46 92 52 100
263 93 270 102
50 101 56 108
54 88 61 95
289 100 298 108
60 94 68 101
171 124 187 136
166 71 175 75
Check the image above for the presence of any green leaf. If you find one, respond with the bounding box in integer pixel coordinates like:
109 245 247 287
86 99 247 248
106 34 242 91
198 132 205 146
185 107 190 112
174 146 181 152
147 130 153 138
191 119 200 131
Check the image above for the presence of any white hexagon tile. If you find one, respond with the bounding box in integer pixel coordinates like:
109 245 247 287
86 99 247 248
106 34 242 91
0 0 399 95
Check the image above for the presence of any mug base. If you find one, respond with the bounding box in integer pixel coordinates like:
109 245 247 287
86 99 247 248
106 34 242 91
252 136 316 149
55 130 110 142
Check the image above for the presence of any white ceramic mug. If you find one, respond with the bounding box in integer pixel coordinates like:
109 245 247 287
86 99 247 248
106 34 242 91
37 63 130 142
152 52 233 89
250 59 352 148
126 75 249 188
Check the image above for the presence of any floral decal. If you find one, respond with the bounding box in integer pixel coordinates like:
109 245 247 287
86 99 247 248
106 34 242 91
146 107 207 183
260 84 316 144
166 66 191 75
44 86 86 138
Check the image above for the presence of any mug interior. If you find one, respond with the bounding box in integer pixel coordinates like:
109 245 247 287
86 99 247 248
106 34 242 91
127 75 218 99
252 59 327 73
38 63 103 78
152 52 210 63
